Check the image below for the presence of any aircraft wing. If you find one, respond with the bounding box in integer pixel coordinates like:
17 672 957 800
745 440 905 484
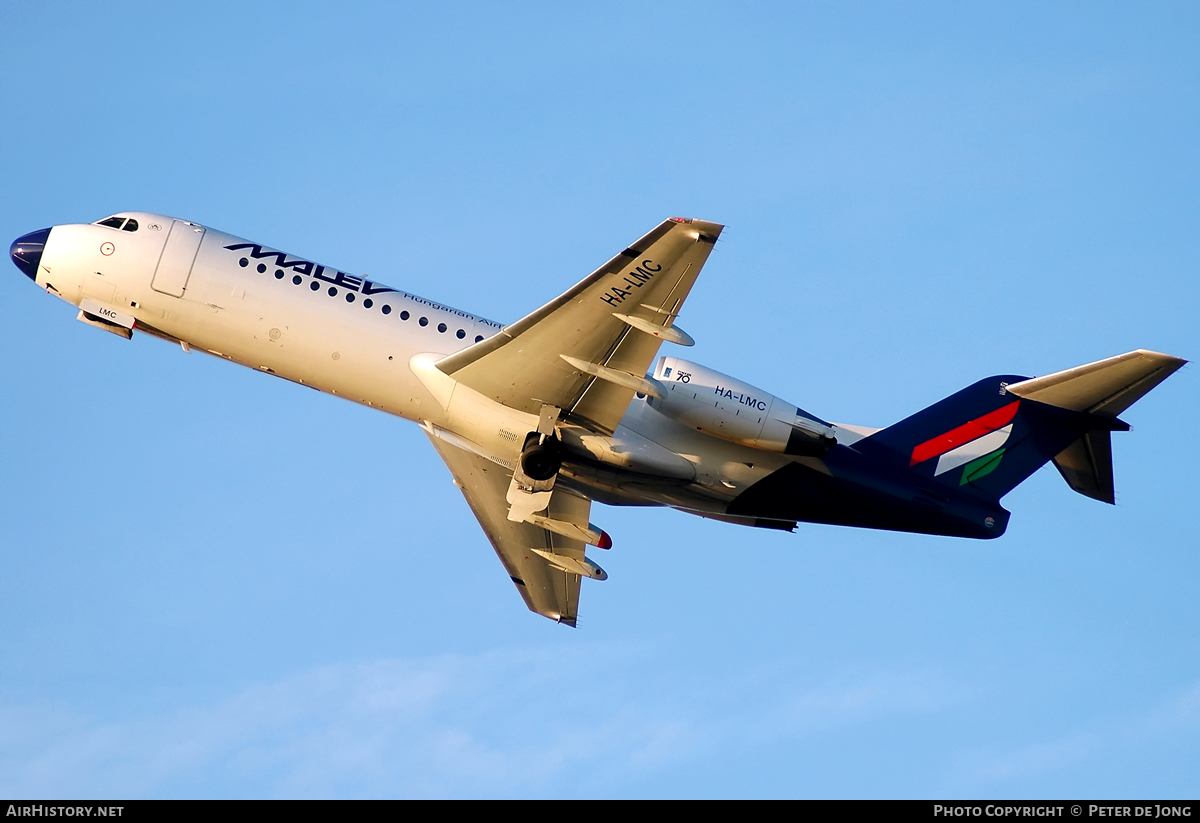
435 217 723 434
425 429 597 626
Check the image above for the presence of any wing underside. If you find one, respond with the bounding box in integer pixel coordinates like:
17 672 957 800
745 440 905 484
426 430 592 626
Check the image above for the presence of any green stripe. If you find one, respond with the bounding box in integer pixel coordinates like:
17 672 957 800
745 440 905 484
960 448 1006 485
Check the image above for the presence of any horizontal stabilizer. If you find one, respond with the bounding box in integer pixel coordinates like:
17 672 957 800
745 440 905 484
1007 349 1186 504
1005 350 1186 417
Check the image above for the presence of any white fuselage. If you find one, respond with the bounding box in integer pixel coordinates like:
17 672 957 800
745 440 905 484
31 212 822 516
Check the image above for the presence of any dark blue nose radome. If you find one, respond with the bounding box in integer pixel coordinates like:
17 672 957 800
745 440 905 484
10 228 52 281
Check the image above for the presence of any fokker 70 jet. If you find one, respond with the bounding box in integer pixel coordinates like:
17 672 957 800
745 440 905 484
9 213 1185 625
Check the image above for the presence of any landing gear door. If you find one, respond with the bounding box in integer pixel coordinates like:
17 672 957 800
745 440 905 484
151 220 205 297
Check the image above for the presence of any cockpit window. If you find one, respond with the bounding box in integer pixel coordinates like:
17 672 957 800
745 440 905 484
96 216 125 229
121 218 138 232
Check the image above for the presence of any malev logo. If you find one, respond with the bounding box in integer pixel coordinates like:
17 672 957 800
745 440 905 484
909 401 1020 485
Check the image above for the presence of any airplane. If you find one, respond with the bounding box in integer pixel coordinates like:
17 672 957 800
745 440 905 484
9 212 1186 626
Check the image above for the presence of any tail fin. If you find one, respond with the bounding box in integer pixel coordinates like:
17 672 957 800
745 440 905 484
1006 349 1185 503
854 350 1185 504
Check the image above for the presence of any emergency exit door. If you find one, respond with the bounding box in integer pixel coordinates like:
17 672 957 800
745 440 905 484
151 220 205 296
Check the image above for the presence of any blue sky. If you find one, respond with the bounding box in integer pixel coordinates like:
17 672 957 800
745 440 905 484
1 2 1197 798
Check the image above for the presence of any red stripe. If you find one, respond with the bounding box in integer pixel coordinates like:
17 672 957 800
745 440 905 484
909 400 1020 466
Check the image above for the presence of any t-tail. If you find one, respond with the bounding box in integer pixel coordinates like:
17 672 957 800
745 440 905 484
855 350 1186 504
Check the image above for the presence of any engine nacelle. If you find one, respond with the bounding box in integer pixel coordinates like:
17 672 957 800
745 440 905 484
520 433 563 481
649 356 836 456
